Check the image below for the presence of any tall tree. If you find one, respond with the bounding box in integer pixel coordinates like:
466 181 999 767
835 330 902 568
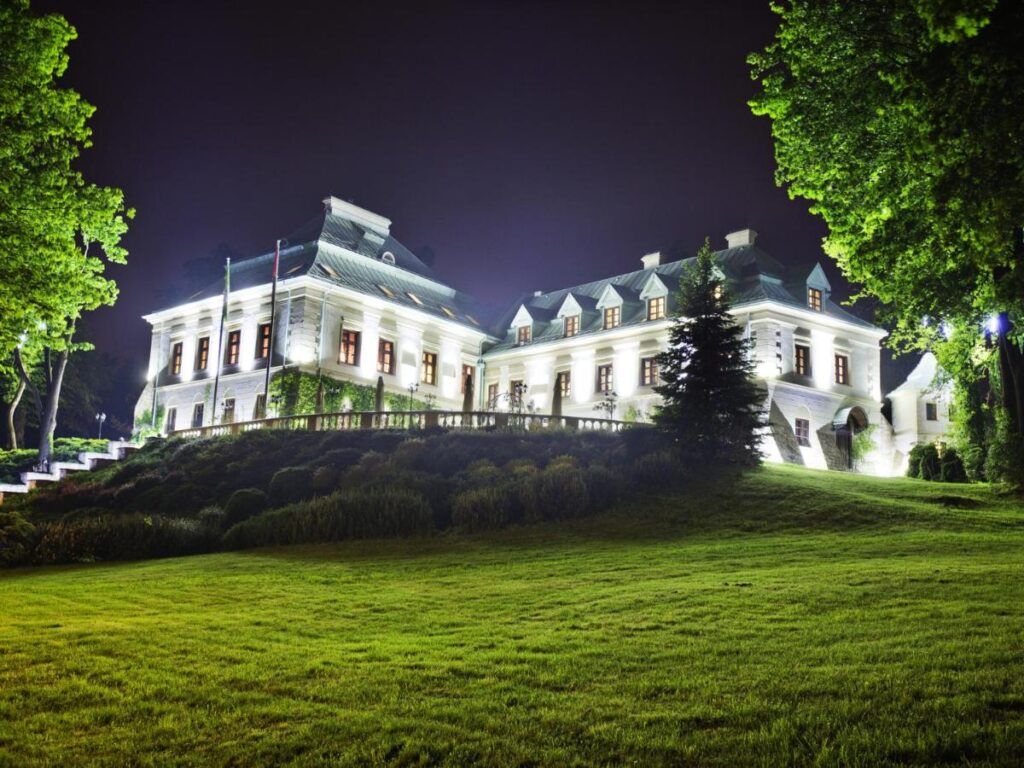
0 2 132 468
654 239 765 468
749 0 1024 476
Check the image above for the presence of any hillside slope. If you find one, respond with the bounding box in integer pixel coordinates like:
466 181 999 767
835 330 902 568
1 464 1022 767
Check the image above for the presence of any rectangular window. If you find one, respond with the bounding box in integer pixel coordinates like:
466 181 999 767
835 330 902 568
647 296 665 321
564 315 580 337
170 342 183 375
256 323 272 360
925 402 938 421
794 344 810 377
487 383 498 406
222 397 235 424
340 329 360 366
421 351 437 385
641 356 659 386
165 407 177 433
808 288 823 312
461 364 475 394
510 379 524 399
195 337 210 371
377 339 395 374
191 402 204 429
597 364 613 393
795 418 811 447
517 325 532 345
557 371 571 397
603 306 621 329
254 394 266 420
225 330 241 366
834 354 849 385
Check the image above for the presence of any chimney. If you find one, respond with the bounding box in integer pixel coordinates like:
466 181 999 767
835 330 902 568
641 251 661 269
322 196 392 236
533 290 543 297
725 228 757 248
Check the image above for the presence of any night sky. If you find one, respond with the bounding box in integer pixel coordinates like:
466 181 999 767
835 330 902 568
37 0 915 391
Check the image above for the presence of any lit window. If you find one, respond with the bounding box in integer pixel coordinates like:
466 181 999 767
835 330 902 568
834 354 849 385
191 403 204 429
407 292 424 305
713 284 724 301
517 325 532 345
641 357 658 386
340 329 360 366
795 418 811 447
461 364 475 393
225 330 241 366
564 315 580 337
195 337 210 371
255 323 272 360
165 407 177 433
925 402 938 421
421 351 437 385
795 344 810 377
378 284 395 298
597 364 613 393
603 306 621 329
170 342 183 375
808 288 823 312
377 339 395 374
441 306 456 319
557 371 571 397
647 297 665 321
510 379 525 399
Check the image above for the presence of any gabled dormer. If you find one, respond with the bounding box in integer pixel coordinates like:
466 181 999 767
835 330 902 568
556 293 585 337
510 303 539 345
805 263 831 313
596 284 627 329
639 272 669 321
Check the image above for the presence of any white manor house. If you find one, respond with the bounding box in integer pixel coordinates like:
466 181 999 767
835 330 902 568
136 196 951 476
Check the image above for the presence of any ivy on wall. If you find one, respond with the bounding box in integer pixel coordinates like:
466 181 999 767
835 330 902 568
268 369 431 417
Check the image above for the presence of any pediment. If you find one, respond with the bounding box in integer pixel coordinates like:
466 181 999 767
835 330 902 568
556 293 583 319
639 273 669 301
510 304 537 328
596 284 625 309
807 263 832 292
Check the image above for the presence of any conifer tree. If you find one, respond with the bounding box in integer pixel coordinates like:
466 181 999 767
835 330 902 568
654 238 765 467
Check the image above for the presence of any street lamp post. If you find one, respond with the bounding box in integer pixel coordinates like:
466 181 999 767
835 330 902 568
95 412 107 440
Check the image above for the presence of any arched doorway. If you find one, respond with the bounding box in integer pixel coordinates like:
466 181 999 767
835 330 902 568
833 406 869 470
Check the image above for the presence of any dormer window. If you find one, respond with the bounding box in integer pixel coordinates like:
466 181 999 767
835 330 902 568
647 297 665 321
378 284 395 298
604 306 621 329
564 315 580 337
808 288 823 312
407 292 423 305
517 325 532 345
440 306 456 319
381 251 396 265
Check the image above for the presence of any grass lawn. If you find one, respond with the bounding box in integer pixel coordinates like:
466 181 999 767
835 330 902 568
1 464 1023 766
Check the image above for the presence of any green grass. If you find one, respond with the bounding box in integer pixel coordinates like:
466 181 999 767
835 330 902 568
1 464 1023 766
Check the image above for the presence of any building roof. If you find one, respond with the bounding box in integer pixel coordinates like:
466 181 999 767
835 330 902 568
487 242 878 352
887 352 944 397
163 199 489 333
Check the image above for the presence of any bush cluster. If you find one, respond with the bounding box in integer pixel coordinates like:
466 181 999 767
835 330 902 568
4 427 679 566
907 443 967 483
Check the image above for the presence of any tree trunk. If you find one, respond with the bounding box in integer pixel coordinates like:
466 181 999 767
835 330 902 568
997 312 1024 436
36 347 70 471
1 377 26 449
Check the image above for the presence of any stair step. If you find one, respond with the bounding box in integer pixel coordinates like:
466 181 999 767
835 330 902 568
0 482 30 494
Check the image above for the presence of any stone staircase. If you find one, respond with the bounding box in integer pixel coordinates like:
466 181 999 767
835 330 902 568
0 440 140 505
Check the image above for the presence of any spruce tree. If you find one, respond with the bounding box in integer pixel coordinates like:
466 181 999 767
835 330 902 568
654 238 765 467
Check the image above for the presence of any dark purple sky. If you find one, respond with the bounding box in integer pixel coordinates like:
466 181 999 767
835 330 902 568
37 0 915 390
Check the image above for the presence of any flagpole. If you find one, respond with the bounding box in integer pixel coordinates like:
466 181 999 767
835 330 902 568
211 257 230 425
262 239 282 415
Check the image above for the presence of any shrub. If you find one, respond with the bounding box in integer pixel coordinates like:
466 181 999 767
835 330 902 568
197 505 226 532
224 488 270 528
908 443 940 480
312 466 339 496
223 488 433 549
451 486 513 531
32 514 215 564
0 510 36 566
535 458 589 519
939 448 968 483
584 464 624 511
268 466 314 506
633 450 680 488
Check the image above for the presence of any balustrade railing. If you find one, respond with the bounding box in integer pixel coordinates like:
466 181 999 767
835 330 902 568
170 409 635 439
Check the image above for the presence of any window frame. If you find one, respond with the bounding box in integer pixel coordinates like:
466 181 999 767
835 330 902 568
647 296 665 321
564 315 580 337
487 382 498 406
795 418 811 447
254 393 267 420
165 407 177 433
195 336 210 371
556 370 571 397
225 330 241 366
461 364 475 394
421 351 438 386
641 356 659 386
255 323 272 360
170 342 183 375
339 329 361 366
191 402 205 429
222 397 236 424
377 338 395 375
603 306 621 330
834 353 850 385
925 402 938 421
517 325 532 345
794 344 811 377
808 288 823 312
597 363 614 393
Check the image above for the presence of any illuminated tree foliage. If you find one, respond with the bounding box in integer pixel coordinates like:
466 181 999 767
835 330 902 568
749 0 1024 480
0 1 132 467
654 239 765 468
